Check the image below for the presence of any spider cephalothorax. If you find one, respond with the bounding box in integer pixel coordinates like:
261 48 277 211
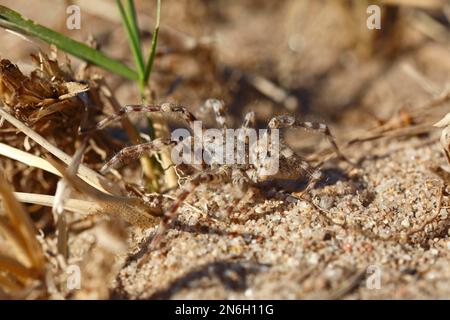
90 99 351 245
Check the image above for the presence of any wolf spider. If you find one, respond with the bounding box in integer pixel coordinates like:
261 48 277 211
90 99 351 246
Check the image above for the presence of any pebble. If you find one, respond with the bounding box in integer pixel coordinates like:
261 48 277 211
401 218 410 228
319 195 334 210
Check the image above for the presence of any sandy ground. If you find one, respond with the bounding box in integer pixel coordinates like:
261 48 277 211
111 133 450 299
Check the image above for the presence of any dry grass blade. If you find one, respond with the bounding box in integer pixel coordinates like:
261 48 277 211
0 174 45 271
0 216 33 267
0 105 117 194
53 138 89 258
0 253 40 280
434 112 450 128
14 192 100 215
0 142 61 177
310 90 450 162
0 272 23 292
0 143 122 215
53 138 88 215
45 155 161 228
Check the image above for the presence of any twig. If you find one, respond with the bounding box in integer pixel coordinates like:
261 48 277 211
13 192 99 215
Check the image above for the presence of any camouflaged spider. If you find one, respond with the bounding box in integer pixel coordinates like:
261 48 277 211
92 99 351 246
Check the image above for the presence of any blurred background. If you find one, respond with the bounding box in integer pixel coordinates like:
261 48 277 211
0 0 449 146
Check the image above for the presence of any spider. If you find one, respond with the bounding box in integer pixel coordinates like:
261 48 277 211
89 99 352 246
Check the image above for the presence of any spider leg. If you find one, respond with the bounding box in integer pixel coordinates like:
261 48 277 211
285 147 323 196
231 167 253 194
94 103 211 171
84 103 199 134
234 111 256 165
100 138 176 173
289 148 323 185
197 99 228 130
222 168 255 217
256 141 323 196
298 165 323 197
268 115 354 165
241 111 256 129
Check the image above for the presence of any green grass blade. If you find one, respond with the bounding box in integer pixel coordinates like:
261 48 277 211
143 0 161 84
0 5 138 81
124 0 141 49
116 0 144 81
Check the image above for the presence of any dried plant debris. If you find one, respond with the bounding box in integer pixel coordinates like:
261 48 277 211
0 52 116 160
0 53 141 298
0 55 86 125
0 174 46 298
0 172 132 299
0 53 124 233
